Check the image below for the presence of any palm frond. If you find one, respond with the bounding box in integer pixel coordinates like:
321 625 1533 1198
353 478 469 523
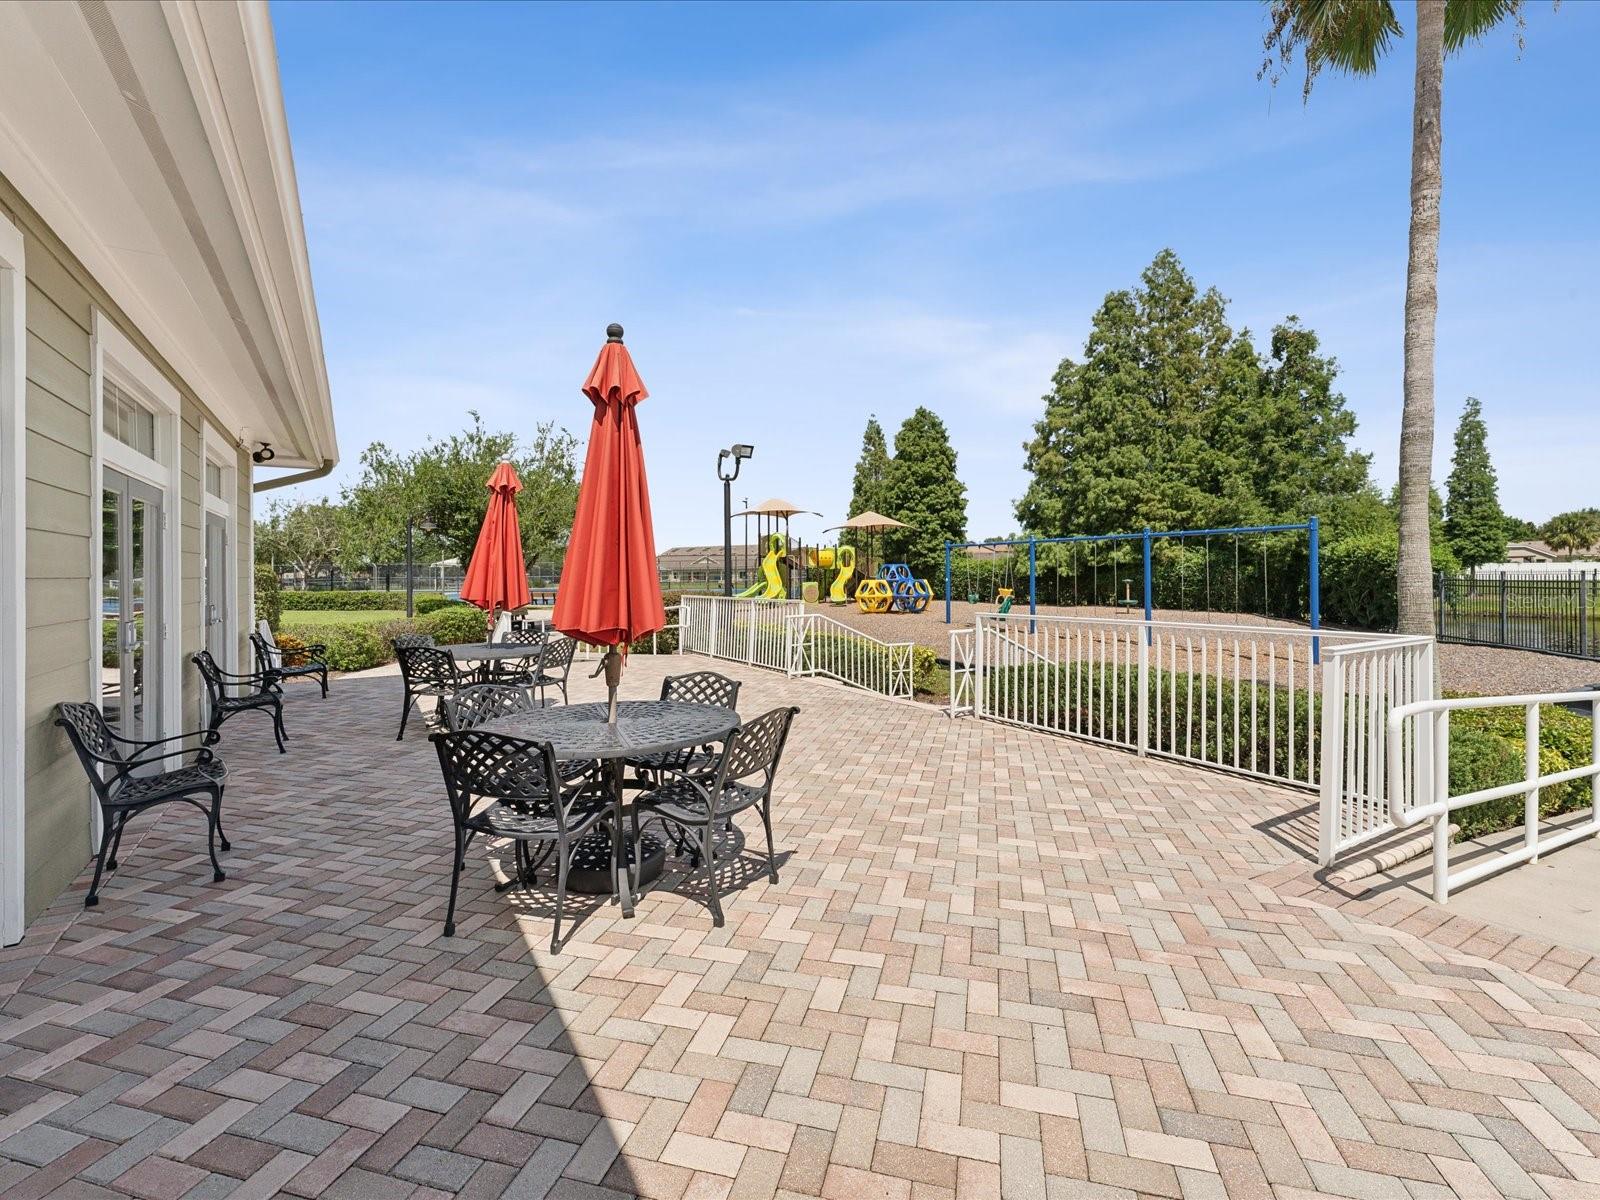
1444 0 1526 53
1260 0 1402 100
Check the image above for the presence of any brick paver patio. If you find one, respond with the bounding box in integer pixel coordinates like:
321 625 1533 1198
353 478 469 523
4 655 1600 1199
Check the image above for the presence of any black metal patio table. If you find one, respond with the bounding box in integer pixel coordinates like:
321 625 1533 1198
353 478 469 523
478 700 740 917
446 641 545 685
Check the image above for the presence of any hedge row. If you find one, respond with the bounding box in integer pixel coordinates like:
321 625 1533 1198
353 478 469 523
275 589 458 612
982 663 1593 841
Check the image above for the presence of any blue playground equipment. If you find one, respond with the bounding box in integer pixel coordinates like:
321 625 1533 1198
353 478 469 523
879 563 933 613
943 519 1322 660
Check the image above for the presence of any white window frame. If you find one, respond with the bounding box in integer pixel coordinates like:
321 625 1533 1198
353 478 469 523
201 423 237 676
0 213 26 946
89 312 182 850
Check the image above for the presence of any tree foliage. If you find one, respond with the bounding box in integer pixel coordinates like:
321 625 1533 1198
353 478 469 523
883 407 967 575
346 413 580 566
1542 509 1600 560
1443 396 1505 569
1015 250 1371 538
847 416 892 520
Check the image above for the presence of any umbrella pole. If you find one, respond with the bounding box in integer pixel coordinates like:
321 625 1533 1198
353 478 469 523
603 647 624 723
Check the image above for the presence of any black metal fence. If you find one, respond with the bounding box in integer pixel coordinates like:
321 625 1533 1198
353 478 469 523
1436 571 1600 659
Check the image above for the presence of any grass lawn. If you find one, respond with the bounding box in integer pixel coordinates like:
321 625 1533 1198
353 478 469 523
281 609 406 626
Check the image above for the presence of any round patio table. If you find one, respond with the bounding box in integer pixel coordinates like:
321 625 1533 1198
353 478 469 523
479 700 740 916
446 642 539 664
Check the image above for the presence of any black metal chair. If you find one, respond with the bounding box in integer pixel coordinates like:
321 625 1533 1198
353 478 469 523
480 627 546 686
442 682 545 731
54 702 229 907
392 633 437 651
251 622 328 698
193 651 286 753
529 636 576 706
395 643 463 740
431 728 612 950
444 684 597 787
628 671 742 783
632 706 798 927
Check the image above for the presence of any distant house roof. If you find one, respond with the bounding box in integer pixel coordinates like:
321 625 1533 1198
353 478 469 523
1506 540 1558 561
657 545 764 571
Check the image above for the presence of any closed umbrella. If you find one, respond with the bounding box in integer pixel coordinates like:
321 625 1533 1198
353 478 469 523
459 462 532 635
553 323 666 721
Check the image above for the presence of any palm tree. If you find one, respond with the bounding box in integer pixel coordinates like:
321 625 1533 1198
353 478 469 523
1262 0 1536 634
1543 511 1600 561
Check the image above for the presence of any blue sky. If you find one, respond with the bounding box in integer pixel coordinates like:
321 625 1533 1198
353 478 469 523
270 0 1596 547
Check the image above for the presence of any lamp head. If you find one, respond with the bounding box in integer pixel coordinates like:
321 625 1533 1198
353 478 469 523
251 443 276 464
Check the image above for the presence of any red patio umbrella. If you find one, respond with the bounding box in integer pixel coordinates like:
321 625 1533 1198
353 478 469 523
459 462 532 633
553 323 665 721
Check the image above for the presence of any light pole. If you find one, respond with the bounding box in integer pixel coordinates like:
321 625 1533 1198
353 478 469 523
405 515 436 618
717 444 754 596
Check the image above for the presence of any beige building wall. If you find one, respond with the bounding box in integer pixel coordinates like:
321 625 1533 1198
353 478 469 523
3 176 254 923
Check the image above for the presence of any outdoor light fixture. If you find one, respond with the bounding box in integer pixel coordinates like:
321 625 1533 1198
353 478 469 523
251 442 276 464
717 443 755 596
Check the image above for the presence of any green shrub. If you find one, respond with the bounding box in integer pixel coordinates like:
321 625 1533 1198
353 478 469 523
255 563 282 632
274 589 407 612
414 592 461 615
1321 531 1458 631
281 622 390 672
1446 698 1594 838
274 632 310 667
911 645 940 694
628 590 684 655
419 605 490 645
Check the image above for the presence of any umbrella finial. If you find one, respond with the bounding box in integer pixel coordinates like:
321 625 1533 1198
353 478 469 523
606 322 624 343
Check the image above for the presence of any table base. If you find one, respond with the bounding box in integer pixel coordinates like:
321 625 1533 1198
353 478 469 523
565 831 666 895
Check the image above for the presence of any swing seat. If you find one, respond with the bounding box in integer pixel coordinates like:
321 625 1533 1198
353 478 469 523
997 595 1013 615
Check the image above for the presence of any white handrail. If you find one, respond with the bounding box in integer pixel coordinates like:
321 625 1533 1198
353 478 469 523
1386 690 1600 902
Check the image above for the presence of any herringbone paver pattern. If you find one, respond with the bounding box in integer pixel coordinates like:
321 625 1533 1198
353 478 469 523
4 657 1600 1199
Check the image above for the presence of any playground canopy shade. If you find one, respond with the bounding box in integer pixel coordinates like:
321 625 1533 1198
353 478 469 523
459 462 532 617
734 498 820 519
824 510 909 533
554 324 665 722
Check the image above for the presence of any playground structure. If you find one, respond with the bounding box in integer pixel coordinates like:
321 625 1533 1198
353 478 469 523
944 520 1323 654
826 545 855 603
854 563 934 614
736 532 788 600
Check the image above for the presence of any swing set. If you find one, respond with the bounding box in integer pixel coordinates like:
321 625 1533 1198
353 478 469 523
944 519 1323 651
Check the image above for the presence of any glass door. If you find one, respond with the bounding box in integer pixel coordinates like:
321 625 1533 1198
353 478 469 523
102 469 164 743
203 510 230 664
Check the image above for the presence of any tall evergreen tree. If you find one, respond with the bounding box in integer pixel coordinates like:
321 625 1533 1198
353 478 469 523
883 407 966 575
1443 396 1505 569
847 416 892 519
1016 251 1370 537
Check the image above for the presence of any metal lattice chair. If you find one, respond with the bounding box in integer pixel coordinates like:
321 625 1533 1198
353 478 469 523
251 622 329 698
431 728 612 950
395 643 463 740
627 671 742 783
529 636 576 706
54 702 229 907
632 705 799 927
193 651 287 753
444 684 596 785
480 627 546 686
392 633 437 651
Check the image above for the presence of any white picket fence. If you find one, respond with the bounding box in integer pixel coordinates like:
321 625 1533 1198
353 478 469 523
967 614 1435 863
679 595 803 671
788 612 914 698
679 595 915 699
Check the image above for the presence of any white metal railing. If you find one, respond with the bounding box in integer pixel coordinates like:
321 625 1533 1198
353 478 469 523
1387 691 1600 902
679 595 804 671
1316 635 1436 864
568 604 681 660
787 612 913 698
948 627 975 717
970 615 1434 835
